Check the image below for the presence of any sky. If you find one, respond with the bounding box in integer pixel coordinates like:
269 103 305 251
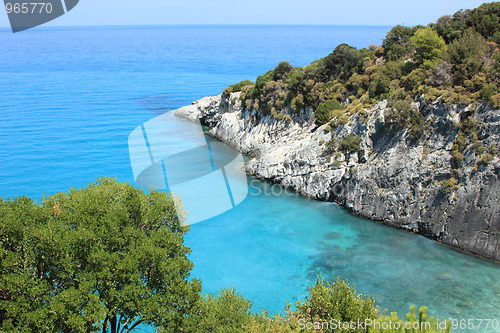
0 0 492 28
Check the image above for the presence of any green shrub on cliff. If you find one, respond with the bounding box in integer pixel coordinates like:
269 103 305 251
223 80 255 97
315 99 343 125
339 134 362 153
319 44 364 82
385 99 427 140
440 176 459 192
447 28 489 84
273 61 294 81
252 70 275 97
479 152 495 165
382 25 416 61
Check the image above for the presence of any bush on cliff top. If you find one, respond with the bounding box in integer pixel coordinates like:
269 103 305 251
223 79 255 97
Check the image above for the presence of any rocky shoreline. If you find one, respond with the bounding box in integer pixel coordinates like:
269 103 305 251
175 92 500 262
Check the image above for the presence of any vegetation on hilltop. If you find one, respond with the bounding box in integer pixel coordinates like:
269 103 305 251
225 1 500 133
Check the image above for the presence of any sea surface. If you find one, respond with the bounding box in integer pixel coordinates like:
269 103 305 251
0 26 499 332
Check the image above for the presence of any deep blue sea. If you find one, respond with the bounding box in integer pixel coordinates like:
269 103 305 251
1 26 499 332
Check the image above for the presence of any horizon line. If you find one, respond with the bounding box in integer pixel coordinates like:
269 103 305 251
0 23 395 30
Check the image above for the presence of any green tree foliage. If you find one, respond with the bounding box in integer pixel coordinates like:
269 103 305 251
339 135 362 153
175 288 254 333
315 99 343 125
447 28 488 83
410 28 447 69
433 12 468 43
251 70 275 98
434 3 500 43
0 185 452 333
170 276 451 333
468 2 500 43
223 80 255 97
382 25 415 60
296 276 377 333
320 44 363 82
273 61 294 81
0 178 201 333
368 75 391 99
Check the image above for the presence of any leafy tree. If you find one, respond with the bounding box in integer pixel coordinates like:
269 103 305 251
382 25 415 60
378 60 406 81
0 196 59 332
320 44 363 82
433 12 468 43
0 178 201 333
296 276 377 333
368 74 391 99
410 28 447 69
447 28 488 83
174 276 451 333
468 2 500 42
339 135 362 153
273 61 294 81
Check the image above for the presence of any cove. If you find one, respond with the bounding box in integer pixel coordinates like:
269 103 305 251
168 113 500 332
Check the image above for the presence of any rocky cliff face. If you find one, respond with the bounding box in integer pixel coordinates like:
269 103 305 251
174 93 500 262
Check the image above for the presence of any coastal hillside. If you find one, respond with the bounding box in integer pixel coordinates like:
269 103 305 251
175 2 500 261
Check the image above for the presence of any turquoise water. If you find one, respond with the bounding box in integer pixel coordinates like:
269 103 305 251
0 26 499 332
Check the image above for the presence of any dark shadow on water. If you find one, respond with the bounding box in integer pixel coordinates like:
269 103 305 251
134 95 188 115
